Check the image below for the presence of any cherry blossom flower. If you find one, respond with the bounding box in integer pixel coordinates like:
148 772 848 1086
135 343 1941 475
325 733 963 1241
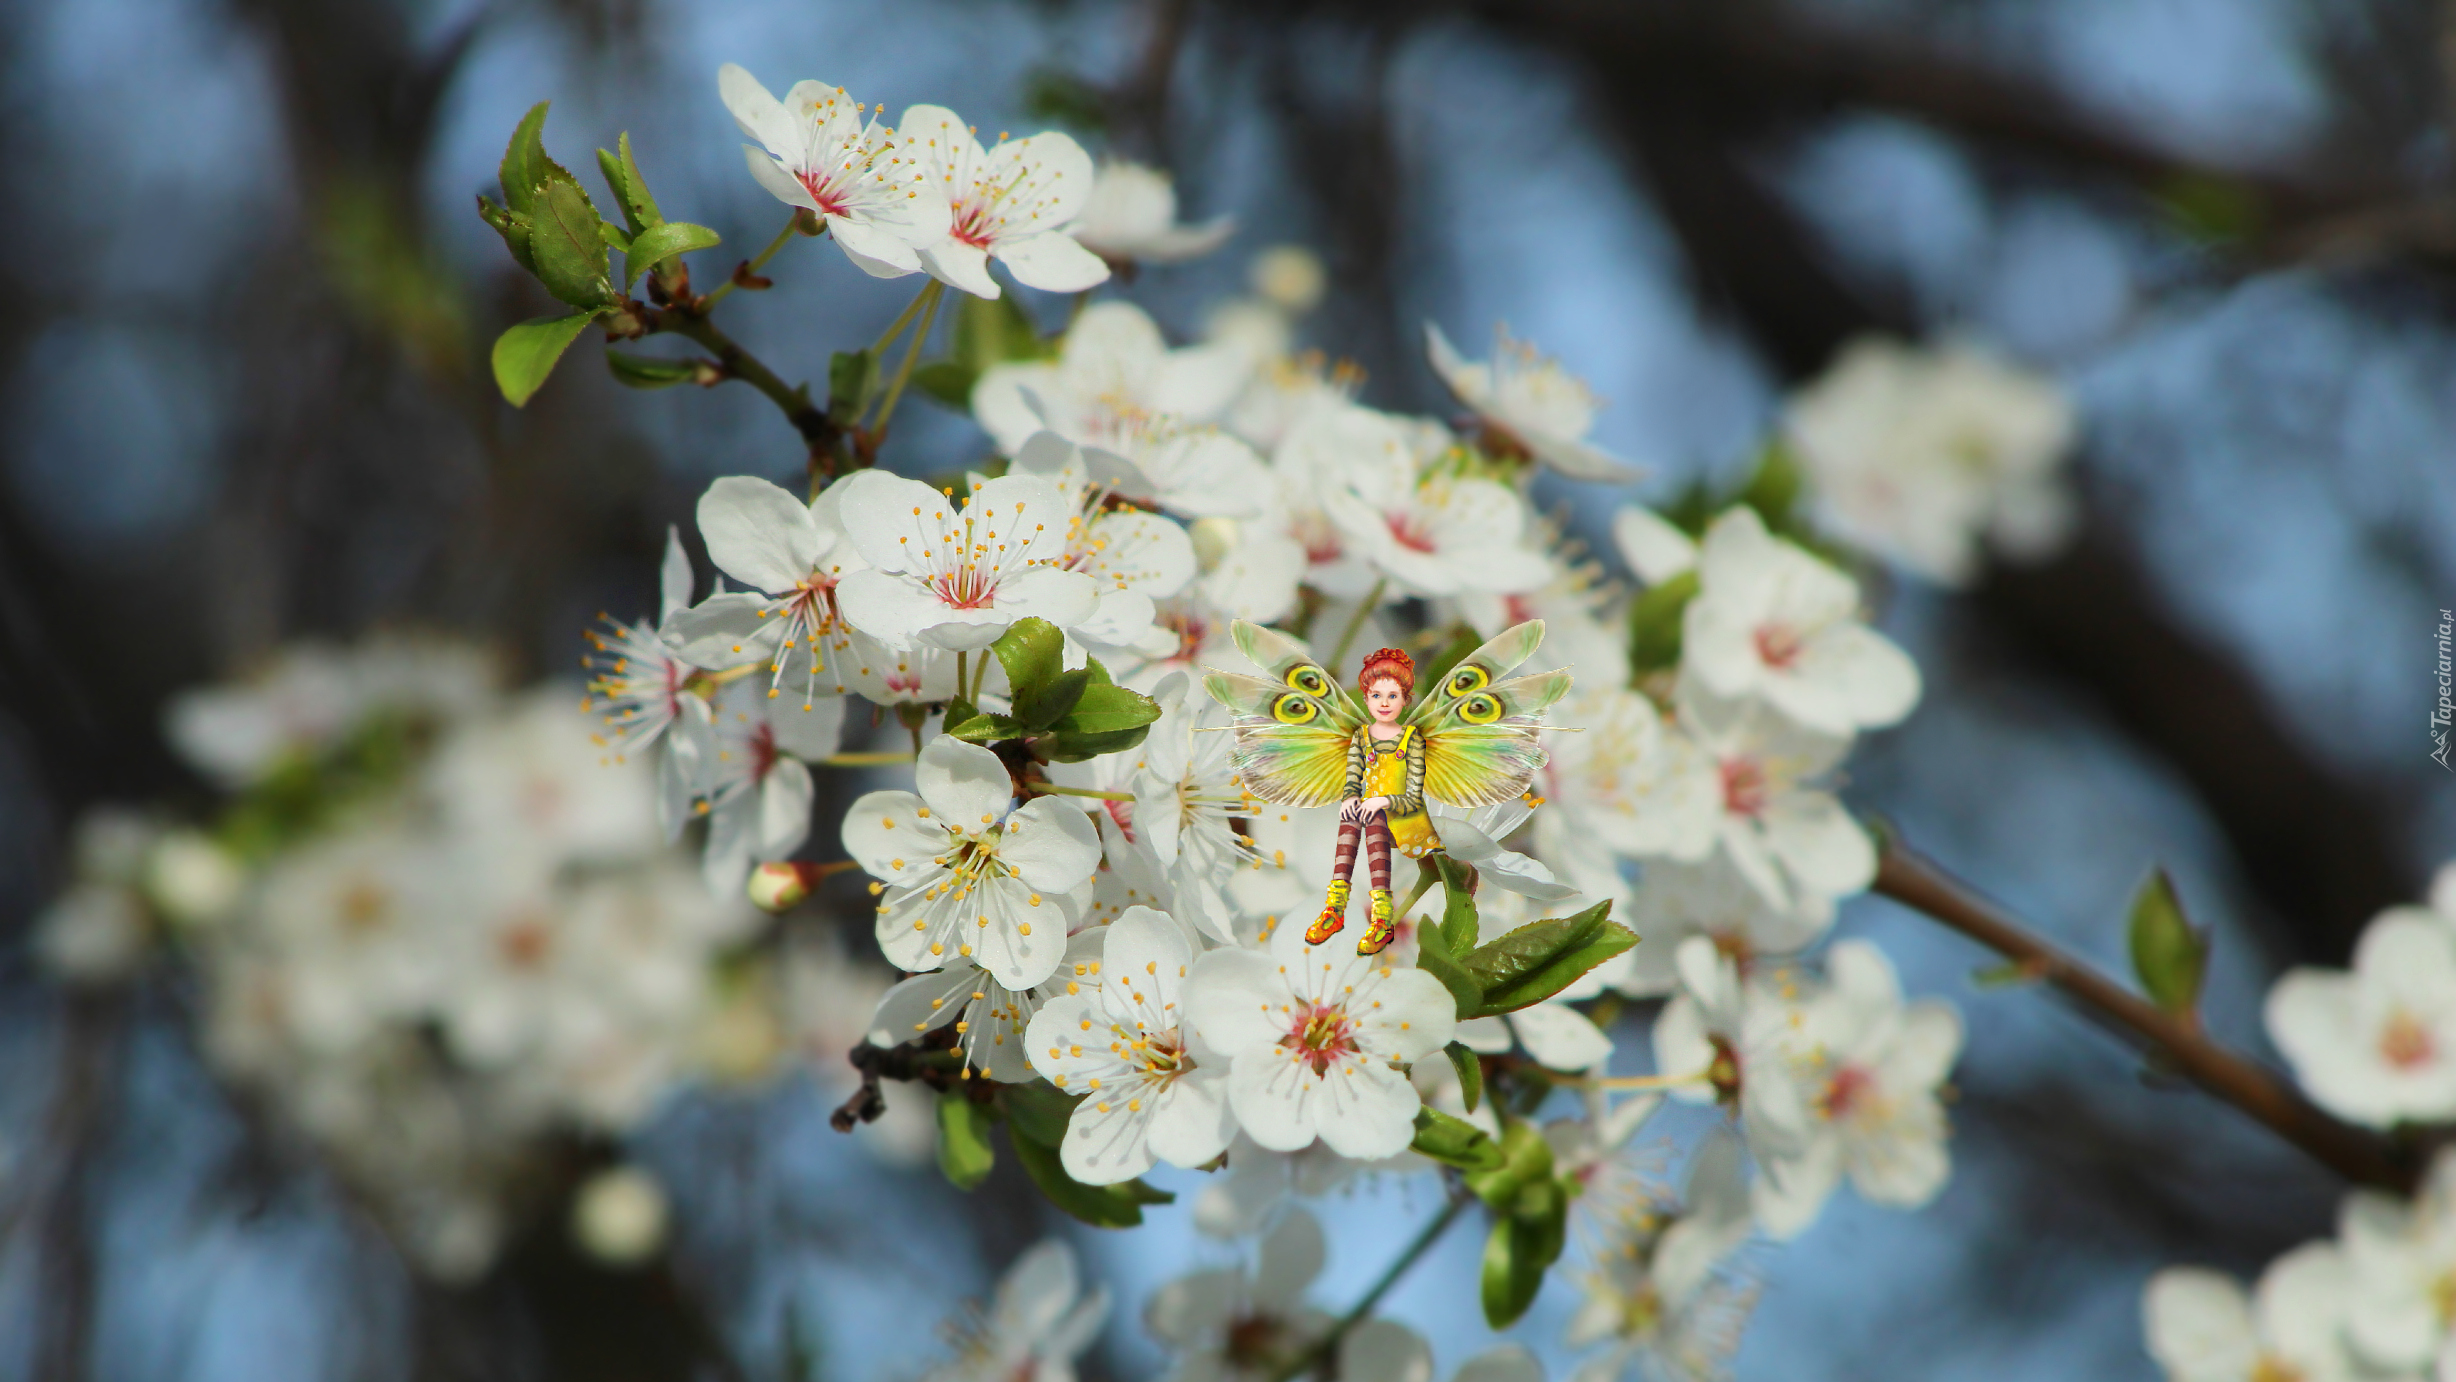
868 926 1103 1086
1186 916 1457 1159
1145 1210 1333 1382
1433 799 1582 904
583 528 714 836
974 302 1267 519
833 471 1099 653
893 106 1108 298
2266 908 2456 1127
694 679 844 896
1615 854 1831 998
1340 1322 1541 1382
847 736 1101 990
718 64 950 278
1679 507 1922 737
2143 1245 2374 1382
1629 687 1877 914
164 636 493 788
2336 1149 2456 1373
1425 323 1639 481
1749 941 1962 1239
1611 505 1701 588
1535 687 1717 869
1651 937 1815 1178
1310 404 1552 598
1566 1132 1759 1382
1072 159 1234 266
1026 906 1237 1184
666 477 867 704
1059 672 1261 944
1008 431 1197 662
1785 337 2076 587
925 1239 1112 1382
1458 999 1615 1073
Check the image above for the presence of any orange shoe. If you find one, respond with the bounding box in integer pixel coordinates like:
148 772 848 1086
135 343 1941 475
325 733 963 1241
1357 889 1396 956
1306 880 1350 944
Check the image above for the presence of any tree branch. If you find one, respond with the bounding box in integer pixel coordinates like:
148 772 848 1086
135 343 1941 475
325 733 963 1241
1873 836 2416 1194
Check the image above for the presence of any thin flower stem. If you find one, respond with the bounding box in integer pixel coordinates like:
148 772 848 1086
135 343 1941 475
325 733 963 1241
868 281 945 440
956 652 968 703
1024 783 1136 803
869 282 935 357
968 651 989 704
699 213 803 309
1274 1191 1473 1382
820 752 916 766
1873 836 2418 1193
1396 868 1439 922
1326 578 1388 673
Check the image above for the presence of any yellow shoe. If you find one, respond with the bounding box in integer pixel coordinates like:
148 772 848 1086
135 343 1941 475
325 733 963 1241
1306 880 1350 945
1358 889 1396 956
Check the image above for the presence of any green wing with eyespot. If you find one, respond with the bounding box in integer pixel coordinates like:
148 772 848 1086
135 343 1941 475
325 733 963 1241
1202 621 1366 809
1411 621 1569 807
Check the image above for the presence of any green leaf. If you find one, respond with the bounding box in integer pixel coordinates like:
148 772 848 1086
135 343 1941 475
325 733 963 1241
1480 1184 1568 1329
499 102 553 218
1463 901 1638 1017
1432 853 1480 954
531 175 614 310
1018 67 1110 136
476 194 535 274
936 1090 997 1190
1040 725 1151 764
1051 683 1160 736
491 313 595 407
1000 1080 1079 1147
2128 868 2207 1022
1412 905 1484 1020
1463 1117 1556 1209
1627 569 1699 679
623 220 722 290
2157 172 2264 246
597 132 666 237
827 349 880 426
1444 1041 1485 1114
946 711 1026 744
1736 438 1804 533
1408 1107 1503 1173
1008 1129 1173 1227
991 618 1067 706
599 220 633 255
912 360 978 408
606 350 703 390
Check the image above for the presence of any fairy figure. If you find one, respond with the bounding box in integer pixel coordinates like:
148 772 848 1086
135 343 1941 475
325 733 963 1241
1202 619 1570 956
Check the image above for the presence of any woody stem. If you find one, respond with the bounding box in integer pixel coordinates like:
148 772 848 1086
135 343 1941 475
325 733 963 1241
1873 835 2417 1193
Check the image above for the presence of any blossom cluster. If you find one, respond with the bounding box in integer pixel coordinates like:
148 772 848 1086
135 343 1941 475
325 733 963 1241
2141 863 2456 1382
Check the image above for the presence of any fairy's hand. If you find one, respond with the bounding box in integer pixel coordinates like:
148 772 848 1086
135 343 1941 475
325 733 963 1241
1360 796 1390 816
1338 799 1361 823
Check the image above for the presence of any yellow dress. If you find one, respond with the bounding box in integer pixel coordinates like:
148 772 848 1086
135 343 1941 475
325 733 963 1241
1358 726 1439 858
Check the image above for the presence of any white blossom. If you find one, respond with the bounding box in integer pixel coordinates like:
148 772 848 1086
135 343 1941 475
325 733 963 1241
1311 405 1551 598
927 1239 1112 1382
1186 915 1457 1159
1008 431 1198 663
1785 337 2076 587
1073 159 1234 265
1425 323 1638 481
1026 906 1238 1183
2266 908 2456 1128
1679 507 1921 736
2336 1149 2456 1372
846 736 1101 989
1566 1132 1758 1382
833 471 1099 653
1146 1210 1333 1382
2143 1245 2384 1382
693 679 844 896
1651 937 1815 1181
895 106 1108 297
1748 941 1962 1239
718 64 950 278
974 301 1267 519
571 1165 670 1266
867 928 1104 1083
1616 853 1831 998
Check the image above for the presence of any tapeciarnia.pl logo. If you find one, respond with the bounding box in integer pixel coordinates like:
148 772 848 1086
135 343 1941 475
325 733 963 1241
2435 608 2453 771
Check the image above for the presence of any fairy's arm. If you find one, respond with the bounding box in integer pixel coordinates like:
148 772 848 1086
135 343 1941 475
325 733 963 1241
1342 733 1367 800
1391 728 1427 816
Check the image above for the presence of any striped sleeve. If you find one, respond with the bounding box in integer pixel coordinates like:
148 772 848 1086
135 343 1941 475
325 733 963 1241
1393 727 1426 815
1343 733 1367 799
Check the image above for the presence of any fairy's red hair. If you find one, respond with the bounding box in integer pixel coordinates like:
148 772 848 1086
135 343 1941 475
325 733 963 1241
1358 647 1416 698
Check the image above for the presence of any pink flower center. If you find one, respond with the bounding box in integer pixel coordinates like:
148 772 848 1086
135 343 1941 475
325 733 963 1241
1103 797 1136 842
1720 758 1769 817
747 722 780 784
497 911 555 970
1384 511 1438 554
929 565 1002 610
2380 1011 2436 1070
1823 1064 1875 1119
1754 622 1804 669
1282 1002 1359 1076
794 168 852 219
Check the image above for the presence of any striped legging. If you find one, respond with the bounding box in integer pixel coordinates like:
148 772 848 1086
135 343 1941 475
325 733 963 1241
1331 809 1393 893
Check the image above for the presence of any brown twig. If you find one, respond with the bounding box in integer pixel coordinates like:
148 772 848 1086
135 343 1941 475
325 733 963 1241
1873 837 2417 1194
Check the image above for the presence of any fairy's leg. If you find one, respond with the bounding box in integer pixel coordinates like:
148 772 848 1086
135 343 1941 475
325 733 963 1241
1309 817 1361 944
1359 814 1398 956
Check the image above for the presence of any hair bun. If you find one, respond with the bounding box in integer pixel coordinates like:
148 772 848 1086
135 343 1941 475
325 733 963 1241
1357 647 1416 695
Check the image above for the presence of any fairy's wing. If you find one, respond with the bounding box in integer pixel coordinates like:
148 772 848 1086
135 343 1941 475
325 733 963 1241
1418 667 1575 807
1404 620 1548 728
1200 620 1366 809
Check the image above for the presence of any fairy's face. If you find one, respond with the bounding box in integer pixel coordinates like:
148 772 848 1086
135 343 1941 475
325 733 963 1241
1364 677 1406 724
